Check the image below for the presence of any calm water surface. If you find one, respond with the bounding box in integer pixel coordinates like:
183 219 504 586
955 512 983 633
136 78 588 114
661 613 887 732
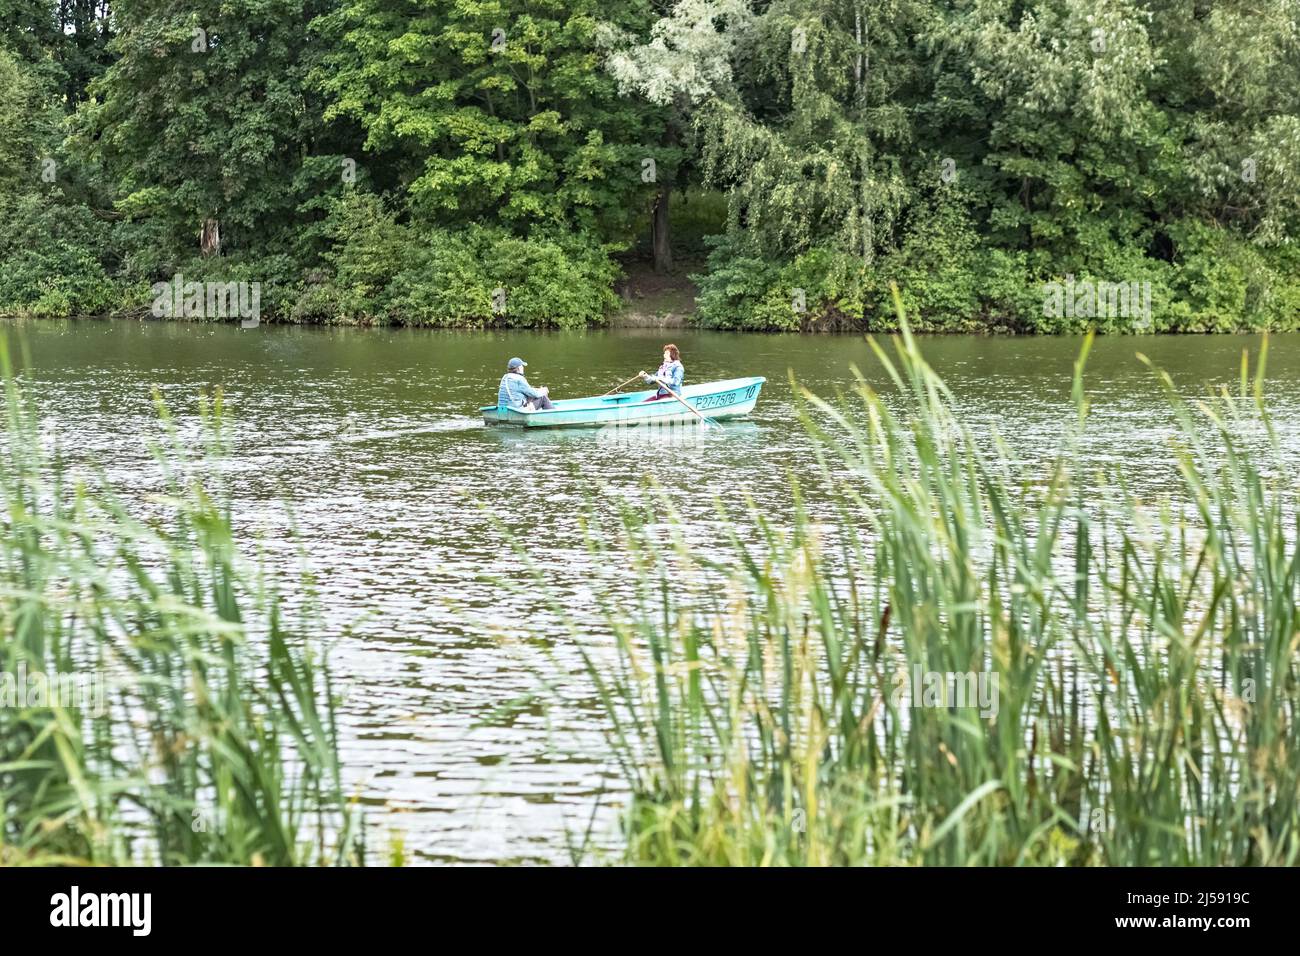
9 320 1300 863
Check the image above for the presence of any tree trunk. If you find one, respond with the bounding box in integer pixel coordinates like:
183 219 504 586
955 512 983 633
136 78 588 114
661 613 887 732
650 120 680 275
652 180 672 275
855 8 863 99
861 156 871 266
200 218 221 257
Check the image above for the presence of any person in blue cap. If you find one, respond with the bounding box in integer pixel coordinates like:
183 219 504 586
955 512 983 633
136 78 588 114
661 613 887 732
497 357 555 411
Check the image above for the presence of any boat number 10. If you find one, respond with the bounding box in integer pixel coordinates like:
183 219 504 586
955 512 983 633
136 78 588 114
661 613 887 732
697 385 759 411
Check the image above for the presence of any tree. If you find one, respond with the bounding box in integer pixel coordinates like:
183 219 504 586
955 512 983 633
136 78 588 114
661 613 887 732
933 0 1163 264
316 0 659 241
718 1 932 263
82 0 339 260
0 0 114 108
599 0 753 272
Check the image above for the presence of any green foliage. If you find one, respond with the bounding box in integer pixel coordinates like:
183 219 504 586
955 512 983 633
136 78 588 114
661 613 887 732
81 0 337 255
0 47 50 194
1160 223 1300 333
689 0 1300 330
698 0 926 266
0 0 113 104
694 235 861 329
316 0 656 236
664 188 728 259
625 186 727 261
0 193 122 316
866 192 985 331
0 47 130 316
3 0 1300 329
696 194 1027 331
292 193 619 327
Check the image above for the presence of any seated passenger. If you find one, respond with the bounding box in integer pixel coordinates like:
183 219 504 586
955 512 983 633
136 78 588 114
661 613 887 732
497 357 555 411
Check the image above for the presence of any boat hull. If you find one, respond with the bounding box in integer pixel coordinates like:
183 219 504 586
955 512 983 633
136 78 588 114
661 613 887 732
482 376 766 429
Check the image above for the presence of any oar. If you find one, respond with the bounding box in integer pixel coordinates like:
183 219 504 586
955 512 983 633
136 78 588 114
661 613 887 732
602 373 644 396
652 376 718 427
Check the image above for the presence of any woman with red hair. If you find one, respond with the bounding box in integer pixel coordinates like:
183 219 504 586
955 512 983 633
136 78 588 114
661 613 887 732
640 344 684 402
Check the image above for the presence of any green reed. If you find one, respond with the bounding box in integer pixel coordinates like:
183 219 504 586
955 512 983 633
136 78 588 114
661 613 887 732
557 302 1299 866
0 342 363 865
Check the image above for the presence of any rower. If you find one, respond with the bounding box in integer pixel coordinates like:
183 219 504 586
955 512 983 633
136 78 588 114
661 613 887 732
640 344 684 402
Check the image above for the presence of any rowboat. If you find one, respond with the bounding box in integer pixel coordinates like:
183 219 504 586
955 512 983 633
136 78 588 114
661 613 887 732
482 376 766 429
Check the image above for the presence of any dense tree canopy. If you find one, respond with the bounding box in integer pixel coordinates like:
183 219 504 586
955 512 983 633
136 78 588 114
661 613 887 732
1 0 1297 330
317 0 655 232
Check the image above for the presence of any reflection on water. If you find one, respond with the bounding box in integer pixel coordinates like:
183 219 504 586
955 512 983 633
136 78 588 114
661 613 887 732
8 319 1300 863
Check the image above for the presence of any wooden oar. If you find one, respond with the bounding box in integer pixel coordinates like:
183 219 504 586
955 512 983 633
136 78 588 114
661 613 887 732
602 373 645 396
653 376 717 427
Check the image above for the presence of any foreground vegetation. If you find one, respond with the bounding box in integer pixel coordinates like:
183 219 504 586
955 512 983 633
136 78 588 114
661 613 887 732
0 345 362 865
551 313 1299 864
3 1 1299 330
5 298 1299 865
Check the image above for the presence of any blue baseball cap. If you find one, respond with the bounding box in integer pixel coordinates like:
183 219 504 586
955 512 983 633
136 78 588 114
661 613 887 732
507 357 527 369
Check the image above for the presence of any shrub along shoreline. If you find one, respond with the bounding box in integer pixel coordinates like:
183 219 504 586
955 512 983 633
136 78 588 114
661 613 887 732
5 242 1299 334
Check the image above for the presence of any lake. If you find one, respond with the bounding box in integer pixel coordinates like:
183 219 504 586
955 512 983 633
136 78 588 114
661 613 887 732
8 319 1300 863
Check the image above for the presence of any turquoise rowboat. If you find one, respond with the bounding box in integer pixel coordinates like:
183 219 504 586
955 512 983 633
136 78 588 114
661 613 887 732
481 376 766 428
